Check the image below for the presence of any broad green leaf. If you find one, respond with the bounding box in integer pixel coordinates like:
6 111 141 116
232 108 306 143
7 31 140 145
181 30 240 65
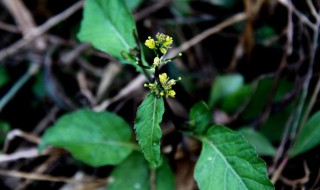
189 101 211 134
195 125 274 190
239 127 276 156
220 84 254 114
290 111 320 157
209 74 244 108
78 0 136 61
134 93 165 168
240 77 293 120
125 0 143 11
0 65 9 88
107 153 175 190
156 158 175 190
107 153 150 190
40 109 135 167
260 102 295 142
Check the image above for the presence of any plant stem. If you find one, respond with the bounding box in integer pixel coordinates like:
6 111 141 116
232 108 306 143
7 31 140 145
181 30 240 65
0 64 40 112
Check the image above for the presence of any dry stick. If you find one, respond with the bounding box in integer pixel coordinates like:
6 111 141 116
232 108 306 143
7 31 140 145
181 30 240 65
0 64 40 113
298 0 320 132
271 2 320 184
94 12 247 111
256 1 293 129
167 12 247 58
0 169 107 184
133 0 172 21
0 21 20 33
2 0 46 50
0 0 84 60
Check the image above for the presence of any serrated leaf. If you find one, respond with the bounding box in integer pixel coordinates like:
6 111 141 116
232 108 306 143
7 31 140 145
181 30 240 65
290 111 320 157
107 153 150 190
107 153 175 190
189 101 211 134
209 74 244 108
134 93 164 168
195 125 274 190
40 109 134 167
239 127 276 156
77 0 136 61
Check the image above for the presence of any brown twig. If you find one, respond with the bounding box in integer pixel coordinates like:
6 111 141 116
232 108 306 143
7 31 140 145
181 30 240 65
0 169 107 184
0 0 84 60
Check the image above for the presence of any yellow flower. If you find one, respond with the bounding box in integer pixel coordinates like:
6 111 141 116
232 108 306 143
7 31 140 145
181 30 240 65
160 47 167 54
167 90 176 98
163 36 173 48
145 37 155 49
153 57 160 67
159 73 168 84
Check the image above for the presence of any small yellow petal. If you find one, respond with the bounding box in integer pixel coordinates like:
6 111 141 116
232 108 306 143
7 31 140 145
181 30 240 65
159 73 168 84
160 47 167 54
168 90 176 98
145 37 155 49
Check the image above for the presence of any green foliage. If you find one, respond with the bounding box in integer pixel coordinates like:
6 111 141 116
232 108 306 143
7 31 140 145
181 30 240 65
239 127 276 156
220 84 253 113
290 111 320 157
134 93 165 168
125 0 143 11
219 76 293 120
39 109 135 167
107 153 150 190
0 65 9 88
203 0 239 8
189 101 211 134
107 153 175 190
77 0 136 61
0 121 10 143
240 77 293 120
32 73 46 98
209 74 244 108
156 158 175 190
195 125 274 190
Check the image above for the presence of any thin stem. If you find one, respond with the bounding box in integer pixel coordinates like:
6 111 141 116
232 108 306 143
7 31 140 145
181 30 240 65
0 64 39 112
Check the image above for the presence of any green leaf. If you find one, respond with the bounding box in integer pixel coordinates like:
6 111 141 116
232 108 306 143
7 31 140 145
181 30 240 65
156 158 175 190
32 73 46 98
220 84 254 114
0 65 9 88
209 74 244 108
189 101 211 134
290 111 320 157
40 109 135 167
0 121 10 144
77 0 136 61
107 152 150 190
134 93 165 168
195 125 274 190
240 77 293 120
107 153 175 190
125 0 143 11
239 127 276 156
202 0 239 8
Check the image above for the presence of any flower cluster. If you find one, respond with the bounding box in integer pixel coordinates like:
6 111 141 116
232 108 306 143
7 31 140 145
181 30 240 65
144 73 181 98
143 33 181 98
145 33 173 54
